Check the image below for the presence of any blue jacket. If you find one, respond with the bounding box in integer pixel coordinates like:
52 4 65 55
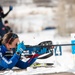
0 45 37 70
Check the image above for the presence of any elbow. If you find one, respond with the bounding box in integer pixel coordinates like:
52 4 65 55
3 61 13 69
4 64 13 69
1 16 5 18
8 65 13 69
1 15 6 18
2 16 5 18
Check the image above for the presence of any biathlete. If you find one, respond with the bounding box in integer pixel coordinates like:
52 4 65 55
0 32 39 70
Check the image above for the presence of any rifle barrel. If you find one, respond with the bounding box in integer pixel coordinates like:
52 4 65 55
26 44 75 48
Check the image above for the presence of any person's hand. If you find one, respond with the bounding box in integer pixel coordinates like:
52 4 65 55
16 42 26 55
9 6 13 11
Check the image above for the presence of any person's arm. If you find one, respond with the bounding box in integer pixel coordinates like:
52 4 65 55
26 54 39 67
1 6 13 18
15 54 39 69
0 52 20 69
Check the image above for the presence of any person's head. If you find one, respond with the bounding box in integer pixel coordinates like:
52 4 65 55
4 20 9 26
2 32 19 50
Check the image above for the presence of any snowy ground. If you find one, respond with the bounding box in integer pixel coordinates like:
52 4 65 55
1 30 75 75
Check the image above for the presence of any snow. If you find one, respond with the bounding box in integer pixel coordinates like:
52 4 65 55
1 30 75 75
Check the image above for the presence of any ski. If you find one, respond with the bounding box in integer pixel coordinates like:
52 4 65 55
31 62 54 69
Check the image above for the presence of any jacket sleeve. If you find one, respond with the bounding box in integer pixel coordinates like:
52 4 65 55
0 10 10 18
15 54 38 69
21 54 39 69
0 53 20 69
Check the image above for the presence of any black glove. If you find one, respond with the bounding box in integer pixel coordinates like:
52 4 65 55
9 6 13 11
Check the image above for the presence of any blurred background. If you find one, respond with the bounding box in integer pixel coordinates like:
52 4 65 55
0 0 75 36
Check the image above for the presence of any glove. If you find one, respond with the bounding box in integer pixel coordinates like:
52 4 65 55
16 42 26 54
9 6 13 11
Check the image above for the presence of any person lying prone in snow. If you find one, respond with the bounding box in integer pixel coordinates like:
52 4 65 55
0 32 39 70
